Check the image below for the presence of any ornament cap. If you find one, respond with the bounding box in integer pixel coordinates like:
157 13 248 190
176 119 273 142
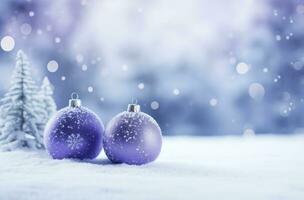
127 104 141 112
69 92 82 108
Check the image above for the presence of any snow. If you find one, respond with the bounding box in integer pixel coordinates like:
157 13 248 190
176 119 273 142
0 135 304 200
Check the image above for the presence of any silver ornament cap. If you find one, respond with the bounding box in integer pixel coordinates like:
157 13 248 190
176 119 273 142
69 92 82 108
127 104 141 112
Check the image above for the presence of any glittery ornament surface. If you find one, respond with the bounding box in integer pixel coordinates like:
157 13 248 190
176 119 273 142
44 106 104 159
103 111 162 165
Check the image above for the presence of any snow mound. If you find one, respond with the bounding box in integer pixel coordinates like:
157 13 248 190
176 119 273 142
0 135 304 200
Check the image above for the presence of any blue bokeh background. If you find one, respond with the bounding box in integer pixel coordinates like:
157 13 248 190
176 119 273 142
0 0 304 136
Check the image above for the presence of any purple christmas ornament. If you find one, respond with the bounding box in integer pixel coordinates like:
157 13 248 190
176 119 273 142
103 103 162 165
44 93 104 160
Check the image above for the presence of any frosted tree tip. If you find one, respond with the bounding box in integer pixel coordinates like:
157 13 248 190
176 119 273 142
43 76 50 84
16 49 27 59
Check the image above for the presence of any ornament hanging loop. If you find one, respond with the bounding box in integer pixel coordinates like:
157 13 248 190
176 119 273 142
128 97 140 112
69 92 82 107
127 104 140 112
71 92 79 100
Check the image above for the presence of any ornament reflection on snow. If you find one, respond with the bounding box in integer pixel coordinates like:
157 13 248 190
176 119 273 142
44 93 104 159
103 103 162 165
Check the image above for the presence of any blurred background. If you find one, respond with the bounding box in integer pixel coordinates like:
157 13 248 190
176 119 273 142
0 0 303 136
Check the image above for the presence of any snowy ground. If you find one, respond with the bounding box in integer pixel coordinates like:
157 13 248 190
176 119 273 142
0 135 304 200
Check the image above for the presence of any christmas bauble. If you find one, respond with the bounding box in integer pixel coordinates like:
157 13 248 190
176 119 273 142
103 103 162 165
44 93 104 159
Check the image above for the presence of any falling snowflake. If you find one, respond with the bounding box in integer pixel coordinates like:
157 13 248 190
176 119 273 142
209 98 218 106
88 86 94 93
138 83 145 90
29 11 35 17
55 37 61 43
173 88 180 95
67 133 84 150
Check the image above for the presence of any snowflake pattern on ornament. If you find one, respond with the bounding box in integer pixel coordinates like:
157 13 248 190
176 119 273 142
67 133 84 150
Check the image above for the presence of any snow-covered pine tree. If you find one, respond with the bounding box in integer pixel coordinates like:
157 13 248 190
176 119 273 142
0 50 45 150
38 77 57 126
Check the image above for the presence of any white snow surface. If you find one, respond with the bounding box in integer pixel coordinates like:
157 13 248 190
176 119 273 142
0 135 304 200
